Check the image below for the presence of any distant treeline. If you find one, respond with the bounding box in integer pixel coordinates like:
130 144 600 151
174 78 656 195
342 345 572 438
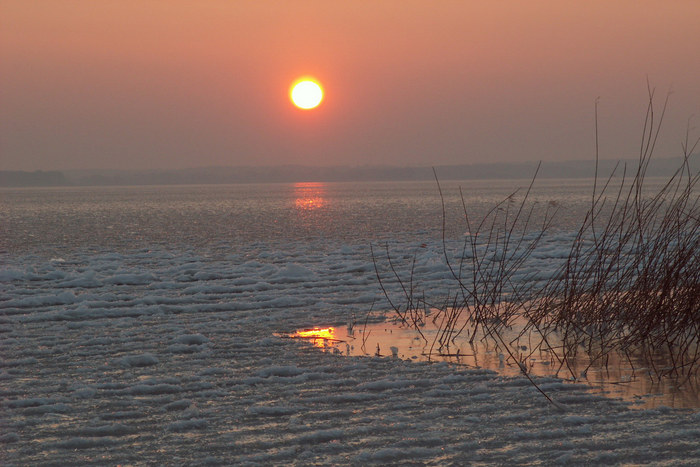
0 170 69 187
2 156 698 187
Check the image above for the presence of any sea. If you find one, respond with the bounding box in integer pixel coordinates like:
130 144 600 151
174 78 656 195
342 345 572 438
2 178 600 256
2 178 700 464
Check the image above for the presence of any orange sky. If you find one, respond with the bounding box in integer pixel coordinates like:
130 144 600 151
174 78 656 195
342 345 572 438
2 1 699 170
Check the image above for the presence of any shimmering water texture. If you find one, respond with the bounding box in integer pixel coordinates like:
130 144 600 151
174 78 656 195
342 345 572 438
1 179 604 255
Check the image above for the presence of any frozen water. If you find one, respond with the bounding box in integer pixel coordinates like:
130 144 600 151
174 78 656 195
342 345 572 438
1 181 699 465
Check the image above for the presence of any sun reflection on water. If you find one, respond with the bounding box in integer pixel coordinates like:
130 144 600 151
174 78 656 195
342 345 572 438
290 327 337 348
294 182 326 210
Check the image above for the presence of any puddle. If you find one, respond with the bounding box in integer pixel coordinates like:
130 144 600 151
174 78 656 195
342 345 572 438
278 318 700 410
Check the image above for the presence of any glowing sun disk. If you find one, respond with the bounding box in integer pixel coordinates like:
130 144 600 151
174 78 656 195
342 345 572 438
290 79 323 109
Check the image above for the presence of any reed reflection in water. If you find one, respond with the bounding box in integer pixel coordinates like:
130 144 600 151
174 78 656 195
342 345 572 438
283 319 700 410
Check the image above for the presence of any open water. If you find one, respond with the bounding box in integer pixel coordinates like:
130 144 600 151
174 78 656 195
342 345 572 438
1 178 608 256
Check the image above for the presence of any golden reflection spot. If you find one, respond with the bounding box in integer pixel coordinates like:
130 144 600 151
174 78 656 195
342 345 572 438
291 327 337 348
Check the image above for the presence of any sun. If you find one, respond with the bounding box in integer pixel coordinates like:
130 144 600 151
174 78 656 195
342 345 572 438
290 78 323 110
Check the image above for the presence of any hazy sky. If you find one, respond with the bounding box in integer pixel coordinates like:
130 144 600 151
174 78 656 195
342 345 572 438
2 1 700 171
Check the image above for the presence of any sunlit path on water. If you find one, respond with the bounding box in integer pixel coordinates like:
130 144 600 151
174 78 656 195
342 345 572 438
293 182 327 211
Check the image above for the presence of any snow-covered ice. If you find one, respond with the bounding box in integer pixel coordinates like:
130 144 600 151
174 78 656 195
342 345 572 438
2 237 700 465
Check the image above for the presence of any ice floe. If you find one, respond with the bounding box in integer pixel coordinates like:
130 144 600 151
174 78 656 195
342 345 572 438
2 237 700 465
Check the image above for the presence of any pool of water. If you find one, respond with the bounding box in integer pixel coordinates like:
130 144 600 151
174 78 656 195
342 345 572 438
283 317 700 410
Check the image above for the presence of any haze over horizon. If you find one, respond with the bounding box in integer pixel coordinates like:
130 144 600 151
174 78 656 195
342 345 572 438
2 1 699 172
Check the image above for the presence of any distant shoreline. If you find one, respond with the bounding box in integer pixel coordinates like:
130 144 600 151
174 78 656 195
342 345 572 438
2 156 698 188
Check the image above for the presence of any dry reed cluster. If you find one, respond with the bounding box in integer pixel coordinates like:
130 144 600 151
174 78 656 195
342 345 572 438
374 91 700 392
